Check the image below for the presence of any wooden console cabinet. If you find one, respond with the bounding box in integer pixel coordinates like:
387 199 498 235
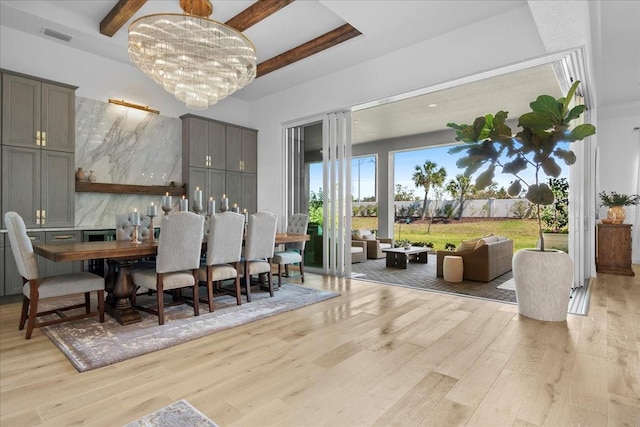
596 224 634 276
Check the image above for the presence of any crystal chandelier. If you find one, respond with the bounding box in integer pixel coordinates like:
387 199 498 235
128 0 256 110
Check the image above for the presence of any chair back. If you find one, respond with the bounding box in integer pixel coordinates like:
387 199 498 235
4 212 40 280
285 213 309 251
156 211 204 273
115 213 152 240
207 212 245 265
244 212 277 260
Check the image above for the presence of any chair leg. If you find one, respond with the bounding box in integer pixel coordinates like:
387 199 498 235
97 290 105 323
157 276 165 325
278 264 283 288
285 264 290 278
233 262 241 306
192 270 200 317
207 273 214 313
244 262 252 303
84 292 91 314
300 259 305 283
267 259 274 297
19 295 29 330
25 296 38 339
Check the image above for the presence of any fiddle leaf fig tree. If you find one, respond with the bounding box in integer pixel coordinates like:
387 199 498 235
447 80 596 251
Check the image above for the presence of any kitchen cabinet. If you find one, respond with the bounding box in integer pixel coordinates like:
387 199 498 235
1 70 76 229
181 115 258 213
596 224 634 276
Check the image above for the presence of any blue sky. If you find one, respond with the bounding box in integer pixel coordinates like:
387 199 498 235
309 143 570 200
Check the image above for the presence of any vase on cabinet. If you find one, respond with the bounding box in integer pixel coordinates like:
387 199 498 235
75 167 87 181
88 170 97 182
607 205 626 224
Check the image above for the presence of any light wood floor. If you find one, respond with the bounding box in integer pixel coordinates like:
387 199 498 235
1 267 639 427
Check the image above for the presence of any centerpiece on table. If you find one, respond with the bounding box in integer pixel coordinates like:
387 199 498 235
446 80 596 322
599 191 639 224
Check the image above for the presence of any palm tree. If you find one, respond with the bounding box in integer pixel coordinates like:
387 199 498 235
412 161 447 220
446 174 475 220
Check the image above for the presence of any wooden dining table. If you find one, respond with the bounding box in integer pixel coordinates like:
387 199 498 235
33 233 310 325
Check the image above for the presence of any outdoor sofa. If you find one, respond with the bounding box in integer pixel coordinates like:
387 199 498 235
436 236 514 282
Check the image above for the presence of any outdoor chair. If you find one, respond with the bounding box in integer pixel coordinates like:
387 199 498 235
352 228 393 259
4 211 105 339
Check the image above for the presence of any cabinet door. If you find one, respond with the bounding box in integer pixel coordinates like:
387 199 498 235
41 151 75 227
241 129 257 174
186 118 209 168
41 83 75 152
2 146 40 228
44 231 82 276
242 173 257 213
208 121 226 170
225 125 242 172
208 169 226 203
1 73 40 148
225 171 242 210
4 232 46 295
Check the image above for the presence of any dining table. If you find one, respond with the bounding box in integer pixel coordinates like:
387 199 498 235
33 232 310 325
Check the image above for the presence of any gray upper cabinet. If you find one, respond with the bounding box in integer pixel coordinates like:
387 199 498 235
2 72 75 152
182 115 258 213
182 115 226 171
1 70 76 229
226 126 257 174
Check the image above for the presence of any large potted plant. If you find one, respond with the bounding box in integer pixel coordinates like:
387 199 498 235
447 80 596 321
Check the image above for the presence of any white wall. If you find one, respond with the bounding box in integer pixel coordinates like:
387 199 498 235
0 26 251 126
596 101 640 262
249 5 546 227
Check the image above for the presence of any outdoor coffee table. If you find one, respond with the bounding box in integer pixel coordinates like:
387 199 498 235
382 246 431 269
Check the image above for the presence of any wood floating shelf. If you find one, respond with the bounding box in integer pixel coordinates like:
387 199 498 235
75 182 186 196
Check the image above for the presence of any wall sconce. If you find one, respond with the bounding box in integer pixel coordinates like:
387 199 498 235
108 99 159 114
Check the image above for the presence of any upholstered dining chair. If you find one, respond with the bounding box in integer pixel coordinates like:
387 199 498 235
130 211 204 325
198 211 245 312
272 213 309 287
240 211 277 302
4 211 105 339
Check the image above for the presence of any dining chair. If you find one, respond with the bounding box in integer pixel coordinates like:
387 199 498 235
4 211 105 339
198 211 245 312
130 211 204 325
240 211 277 302
272 213 309 287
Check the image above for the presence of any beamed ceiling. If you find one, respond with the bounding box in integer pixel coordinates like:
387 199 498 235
98 0 361 78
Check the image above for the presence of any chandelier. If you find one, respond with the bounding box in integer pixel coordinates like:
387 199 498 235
128 0 256 110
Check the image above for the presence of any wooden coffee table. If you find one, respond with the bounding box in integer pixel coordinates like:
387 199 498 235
382 246 431 269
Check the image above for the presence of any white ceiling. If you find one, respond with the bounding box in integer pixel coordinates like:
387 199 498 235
1 0 636 145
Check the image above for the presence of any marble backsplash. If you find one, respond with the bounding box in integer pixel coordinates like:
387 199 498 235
74 97 182 228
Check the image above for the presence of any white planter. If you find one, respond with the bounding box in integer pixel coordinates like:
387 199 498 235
512 249 573 322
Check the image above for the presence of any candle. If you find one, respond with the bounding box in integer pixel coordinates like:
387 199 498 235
242 208 248 223
161 194 172 215
147 202 158 217
193 187 203 212
233 203 240 214
207 197 216 216
179 195 189 212
220 194 229 212
131 208 141 226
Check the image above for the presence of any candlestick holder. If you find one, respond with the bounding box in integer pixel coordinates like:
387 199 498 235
130 224 142 244
220 199 229 213
193 200 204 215
161 195 172 216
146 214 157 242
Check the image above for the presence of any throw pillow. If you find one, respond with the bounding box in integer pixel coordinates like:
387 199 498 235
458 238 479 252
363 234 376 241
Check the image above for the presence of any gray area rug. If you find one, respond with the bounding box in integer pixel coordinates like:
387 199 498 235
351 254 517 303
42 284 339 372
125 399 217 427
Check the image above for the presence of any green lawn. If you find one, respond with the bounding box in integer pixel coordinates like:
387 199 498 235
352 217 539 252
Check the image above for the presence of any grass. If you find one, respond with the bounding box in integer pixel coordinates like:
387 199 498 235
352 217 539 252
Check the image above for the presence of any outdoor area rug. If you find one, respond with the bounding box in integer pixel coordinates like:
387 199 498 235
125 399 217 427
351 254 517 303
42 284 339 372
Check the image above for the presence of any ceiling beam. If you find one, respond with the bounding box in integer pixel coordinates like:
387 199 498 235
257 24 362 77
100 0 147 37
226 0 295 32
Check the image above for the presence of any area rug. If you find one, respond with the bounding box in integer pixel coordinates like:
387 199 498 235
42 284 339 372
125 399 217 427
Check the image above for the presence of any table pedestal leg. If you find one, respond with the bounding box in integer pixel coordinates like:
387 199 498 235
105 262 141 325
104 260 117 305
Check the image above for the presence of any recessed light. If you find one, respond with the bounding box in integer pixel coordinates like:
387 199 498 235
428 103 438 108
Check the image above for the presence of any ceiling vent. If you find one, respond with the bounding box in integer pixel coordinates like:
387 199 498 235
42 27 72 42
